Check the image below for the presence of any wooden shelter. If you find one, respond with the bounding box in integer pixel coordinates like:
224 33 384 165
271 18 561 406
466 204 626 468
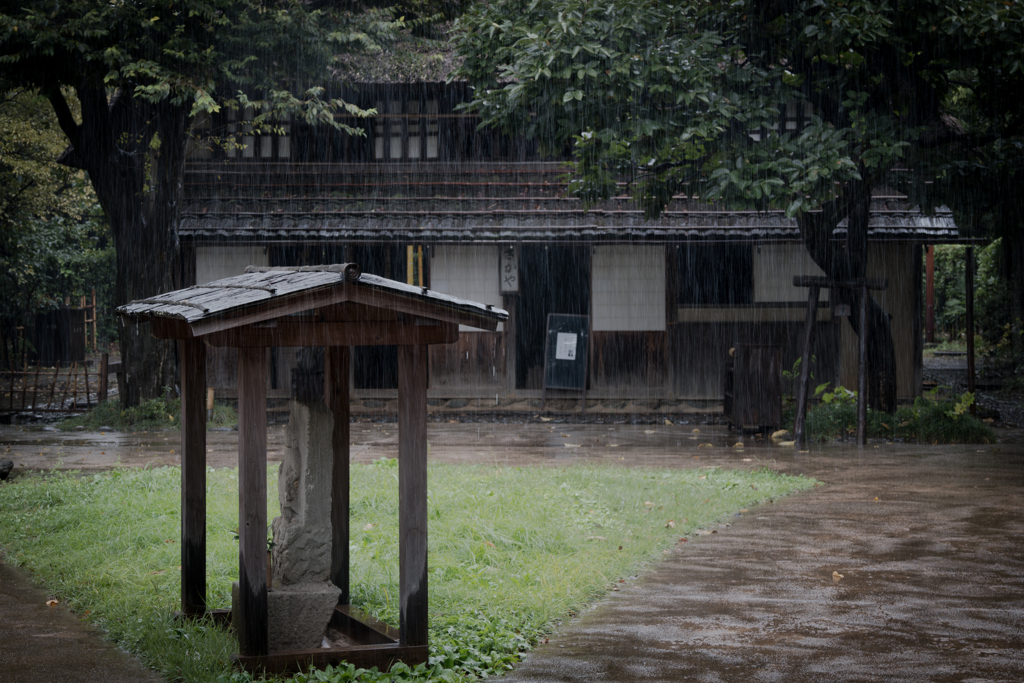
118 263 507 673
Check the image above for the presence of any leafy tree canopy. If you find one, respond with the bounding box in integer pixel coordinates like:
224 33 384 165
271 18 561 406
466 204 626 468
453 0 1024 220
453 0 1024 410
0 0 399 402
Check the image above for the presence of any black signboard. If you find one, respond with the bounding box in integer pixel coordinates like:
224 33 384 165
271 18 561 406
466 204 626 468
542 314 589 411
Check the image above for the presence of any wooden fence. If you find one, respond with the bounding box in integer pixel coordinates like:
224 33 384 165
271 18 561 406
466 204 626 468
1 354 117 414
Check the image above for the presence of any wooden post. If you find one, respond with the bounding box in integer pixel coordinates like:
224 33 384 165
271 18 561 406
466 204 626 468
83 360 91 409
965 246 977 416
326 345 351 603
857 284 869 446
31 364 41 410
180 339 207 616
793 285 820 447
99 353 109 404
91 289 97 350
397 344 428 648
925 246 935 344
237 346 268 656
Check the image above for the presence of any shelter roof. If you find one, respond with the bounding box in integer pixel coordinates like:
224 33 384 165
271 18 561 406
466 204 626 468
118 264 508 339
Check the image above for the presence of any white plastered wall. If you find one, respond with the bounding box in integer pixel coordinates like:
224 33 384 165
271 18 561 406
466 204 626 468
430 245 503 331
753 243 829 302
195 246 268 285
592 245 666 331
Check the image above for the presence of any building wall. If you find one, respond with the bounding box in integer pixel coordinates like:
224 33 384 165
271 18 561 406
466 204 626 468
592 245 666 331
429 245 506 391
753 243 829 302
430 245 504 332
670 241 839 400
196 246 268 285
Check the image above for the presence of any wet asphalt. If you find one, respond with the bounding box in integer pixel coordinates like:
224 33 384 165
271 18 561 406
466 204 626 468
1 420 1023 682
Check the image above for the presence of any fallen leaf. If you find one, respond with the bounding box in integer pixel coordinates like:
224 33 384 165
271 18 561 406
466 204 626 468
881 423 890 430
665 520 676 528
586 536 607 541
742 458 753 462
609 443 619 447
733 442 744 448
679 538 688 543
698 443 713 448
664 419 672 425
483 541 495 548
539 417 553 422
644 430 655 434
45 599 59 607
697 475 706 480
561 433 569 437
150 570 166 575
564 443 581 448
832 571 844 583
363 523 375 531
643 501 655 507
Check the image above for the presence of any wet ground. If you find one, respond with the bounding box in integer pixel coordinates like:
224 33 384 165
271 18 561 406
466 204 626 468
1 420 1023 682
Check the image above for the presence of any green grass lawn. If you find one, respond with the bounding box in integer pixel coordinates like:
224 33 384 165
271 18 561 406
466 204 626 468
0 461 814 683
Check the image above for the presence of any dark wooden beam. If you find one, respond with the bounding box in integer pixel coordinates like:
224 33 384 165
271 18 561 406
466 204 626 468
793 285 820 447
793 275 888 290
326 346 351 602
857 283 869 446
237 347 268 656
397 344 429 648
151 316 194 340
179 339 207 617
185 283 501 338
203 321 458 348
965 246 977 416
232 643 427 676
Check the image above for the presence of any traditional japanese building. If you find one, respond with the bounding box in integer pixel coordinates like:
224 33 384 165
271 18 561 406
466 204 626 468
180 80 962 410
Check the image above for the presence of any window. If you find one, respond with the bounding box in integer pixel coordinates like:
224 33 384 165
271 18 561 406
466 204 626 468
374 97 440 161
677 244 753 305
222 107 291 160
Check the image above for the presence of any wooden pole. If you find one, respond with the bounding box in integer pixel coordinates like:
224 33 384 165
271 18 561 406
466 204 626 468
91 289 97 350
965 246 977 416
31 363 41 410
397 344 429 648
99 353 109 403
925 246 935 344
237 346 268 656
857 284 869 446
180 339 208 616
83 360 91 409
793 285 820 446
326 345 351 603
47 364 59 409
20 357 28 409
70 362 78 410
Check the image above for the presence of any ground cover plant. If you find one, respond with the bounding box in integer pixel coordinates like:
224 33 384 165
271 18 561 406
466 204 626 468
793 386 995 444
59 395 237 432
0 460 813 682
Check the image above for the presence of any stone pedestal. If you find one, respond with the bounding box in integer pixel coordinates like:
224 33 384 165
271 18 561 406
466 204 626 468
264 400 342 651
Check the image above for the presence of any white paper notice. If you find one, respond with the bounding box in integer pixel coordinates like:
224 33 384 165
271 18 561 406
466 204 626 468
555 333 577 361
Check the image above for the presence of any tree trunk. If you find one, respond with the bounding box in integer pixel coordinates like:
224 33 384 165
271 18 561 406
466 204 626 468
52 84 189 406
799 182 898 413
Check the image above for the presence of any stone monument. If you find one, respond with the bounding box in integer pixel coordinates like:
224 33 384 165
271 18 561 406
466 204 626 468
234 399 341 651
